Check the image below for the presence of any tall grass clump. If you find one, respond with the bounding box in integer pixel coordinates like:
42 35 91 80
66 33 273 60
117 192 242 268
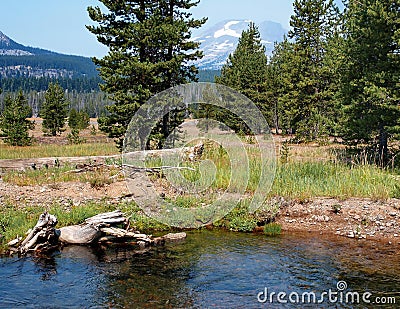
271 161 400 200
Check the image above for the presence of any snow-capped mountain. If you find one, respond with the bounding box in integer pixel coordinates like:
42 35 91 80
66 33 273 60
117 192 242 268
194 20 287 70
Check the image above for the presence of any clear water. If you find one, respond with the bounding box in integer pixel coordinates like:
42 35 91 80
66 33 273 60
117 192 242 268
0 230 399 308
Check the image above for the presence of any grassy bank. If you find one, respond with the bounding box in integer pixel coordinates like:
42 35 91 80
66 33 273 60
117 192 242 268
1 141 399 254
0 142 118 159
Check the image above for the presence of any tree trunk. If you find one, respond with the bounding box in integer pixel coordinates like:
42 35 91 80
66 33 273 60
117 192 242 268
378 122 388 167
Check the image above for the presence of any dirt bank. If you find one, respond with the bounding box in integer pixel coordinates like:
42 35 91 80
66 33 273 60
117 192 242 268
274 197 400 244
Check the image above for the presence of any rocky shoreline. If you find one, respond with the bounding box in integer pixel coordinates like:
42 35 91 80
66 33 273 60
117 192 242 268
274 197 400 244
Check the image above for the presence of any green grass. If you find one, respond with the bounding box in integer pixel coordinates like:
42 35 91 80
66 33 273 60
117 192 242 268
271 161 400 200
180 144 400 200
0 142 118 159
263 223 282 236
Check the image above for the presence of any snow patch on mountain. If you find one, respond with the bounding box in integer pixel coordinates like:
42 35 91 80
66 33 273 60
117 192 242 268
194 19 287 70
214 21 242 38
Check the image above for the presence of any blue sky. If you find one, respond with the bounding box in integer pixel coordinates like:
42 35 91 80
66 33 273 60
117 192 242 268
0 0 343 58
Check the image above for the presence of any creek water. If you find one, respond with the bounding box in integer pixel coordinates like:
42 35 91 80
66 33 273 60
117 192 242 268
0 230 399 308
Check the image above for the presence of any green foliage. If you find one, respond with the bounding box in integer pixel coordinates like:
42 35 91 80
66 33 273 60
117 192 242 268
0 76 102 93
0 90 33 146
339 0 400 166
268 0 340 141
68 108 90 130
90 124 97 135
87 0 206 150
280 140 290 164
263 223 282 236
216 23 268 133
215 201 258 232
67 128 86 144
41 82 68 136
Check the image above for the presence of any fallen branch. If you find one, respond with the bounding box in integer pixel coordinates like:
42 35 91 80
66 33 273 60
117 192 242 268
122 164 195 173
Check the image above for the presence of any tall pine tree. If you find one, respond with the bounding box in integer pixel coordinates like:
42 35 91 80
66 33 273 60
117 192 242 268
285 0 340 141
41 82 68 136
339 0 400 165
87 0 206 150
0 91 33 146
216 23 268 115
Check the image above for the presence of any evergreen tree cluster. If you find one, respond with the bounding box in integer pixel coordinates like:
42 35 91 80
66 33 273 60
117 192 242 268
0 82 92 146
0 76 102 93
0 54 98 78
68 108 90 130
215 0 399 165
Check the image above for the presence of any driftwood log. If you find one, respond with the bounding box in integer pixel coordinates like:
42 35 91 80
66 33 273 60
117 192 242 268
7 210 186 255
7 212 59 255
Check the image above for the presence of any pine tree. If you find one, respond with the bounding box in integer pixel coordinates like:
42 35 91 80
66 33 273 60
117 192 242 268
216 23 268 116
339 0 400 165
266 37 297 134
68 108 90 130
41 82 68 136
284 0 340 141
0 91 33 146
87 0 206 150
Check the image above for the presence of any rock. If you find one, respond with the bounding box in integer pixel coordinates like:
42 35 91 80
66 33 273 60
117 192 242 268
59 225 101 244
347 231 355 238
394 234 399 237
389 212 397 217
353 215 360 221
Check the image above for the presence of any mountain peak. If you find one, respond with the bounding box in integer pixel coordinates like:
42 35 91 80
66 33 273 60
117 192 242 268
0 31 11 46
194 19 286 70
0 30 98 78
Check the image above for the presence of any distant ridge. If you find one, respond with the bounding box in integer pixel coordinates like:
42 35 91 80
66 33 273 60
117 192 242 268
0 31 98 78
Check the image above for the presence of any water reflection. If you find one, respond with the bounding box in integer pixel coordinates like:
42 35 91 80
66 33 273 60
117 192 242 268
0 231 399 308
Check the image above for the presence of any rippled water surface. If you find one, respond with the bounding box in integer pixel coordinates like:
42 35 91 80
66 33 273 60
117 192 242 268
1 231 399 308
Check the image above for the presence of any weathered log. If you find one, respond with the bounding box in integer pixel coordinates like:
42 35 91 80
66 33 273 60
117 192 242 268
84 210 127 227
18 212 59 254
162 232 187 242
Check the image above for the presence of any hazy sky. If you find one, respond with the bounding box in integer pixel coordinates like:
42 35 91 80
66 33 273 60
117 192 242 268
0 0 343 58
